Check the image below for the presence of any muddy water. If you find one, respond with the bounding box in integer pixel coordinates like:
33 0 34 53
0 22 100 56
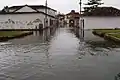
0 28 119 80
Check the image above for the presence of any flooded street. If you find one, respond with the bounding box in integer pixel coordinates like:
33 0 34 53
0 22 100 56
0 27 120 80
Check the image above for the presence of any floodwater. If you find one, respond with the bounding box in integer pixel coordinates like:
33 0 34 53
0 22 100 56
0 27 120 80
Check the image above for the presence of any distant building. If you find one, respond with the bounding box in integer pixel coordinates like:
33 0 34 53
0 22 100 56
65 10 80 27
0 4 57 30
57 14 65 27
83 7 120 16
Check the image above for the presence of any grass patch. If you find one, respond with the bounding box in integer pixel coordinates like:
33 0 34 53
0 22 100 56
0 31 29 37
93 29 120 34
0 31 33 41
93 29 120 42
108 33 120 38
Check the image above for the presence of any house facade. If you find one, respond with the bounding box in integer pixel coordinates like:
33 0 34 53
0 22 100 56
0 5 57 30
65 10 80 27
57 14 65 27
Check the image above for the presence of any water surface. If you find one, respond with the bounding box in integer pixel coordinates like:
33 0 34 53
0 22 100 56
0 28 119 80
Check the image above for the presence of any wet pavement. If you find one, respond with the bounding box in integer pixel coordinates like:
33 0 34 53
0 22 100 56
0 27 120 80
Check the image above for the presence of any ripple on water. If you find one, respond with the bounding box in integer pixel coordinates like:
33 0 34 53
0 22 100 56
0 28 120 80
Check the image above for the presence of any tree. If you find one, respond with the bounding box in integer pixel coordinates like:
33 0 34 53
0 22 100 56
84 0 104 13
2 6 9 12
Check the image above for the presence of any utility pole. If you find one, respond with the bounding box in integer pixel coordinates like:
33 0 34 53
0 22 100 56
45 0 48 27
45 0 48 19
79 0 82 20
79 0 82 28
79 0 84 40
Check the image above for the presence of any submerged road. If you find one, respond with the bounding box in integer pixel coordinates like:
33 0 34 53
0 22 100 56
0 28 120 80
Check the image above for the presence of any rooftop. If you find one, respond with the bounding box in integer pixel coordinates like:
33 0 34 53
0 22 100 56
8 5 57 12
83 7 120 16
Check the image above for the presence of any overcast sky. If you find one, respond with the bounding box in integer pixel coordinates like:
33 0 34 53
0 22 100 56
0 0 120 13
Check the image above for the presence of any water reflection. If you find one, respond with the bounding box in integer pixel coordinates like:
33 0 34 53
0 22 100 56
69 28 118 58
0 27 120 80
69 28 84 42
115 73 120 80
33 28 56 43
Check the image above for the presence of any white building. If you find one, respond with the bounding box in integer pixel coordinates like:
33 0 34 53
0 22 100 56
0 5 57 30
57 14 65 27
65 10 80 27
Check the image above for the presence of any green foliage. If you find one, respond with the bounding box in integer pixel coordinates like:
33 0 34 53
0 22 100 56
93 29 120 34
85 0 103 6
108 33 120 39
93 29 120 42
84 0 104 13
0 31 26 37
83 7 120 16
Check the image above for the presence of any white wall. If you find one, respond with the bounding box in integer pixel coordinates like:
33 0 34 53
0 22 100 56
0 13 55 29
38 9 45 13
38 8 56 17
48 9 56 17
83 17 120 29
9 9 16 12
16 6 37 12
9 7 56 17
